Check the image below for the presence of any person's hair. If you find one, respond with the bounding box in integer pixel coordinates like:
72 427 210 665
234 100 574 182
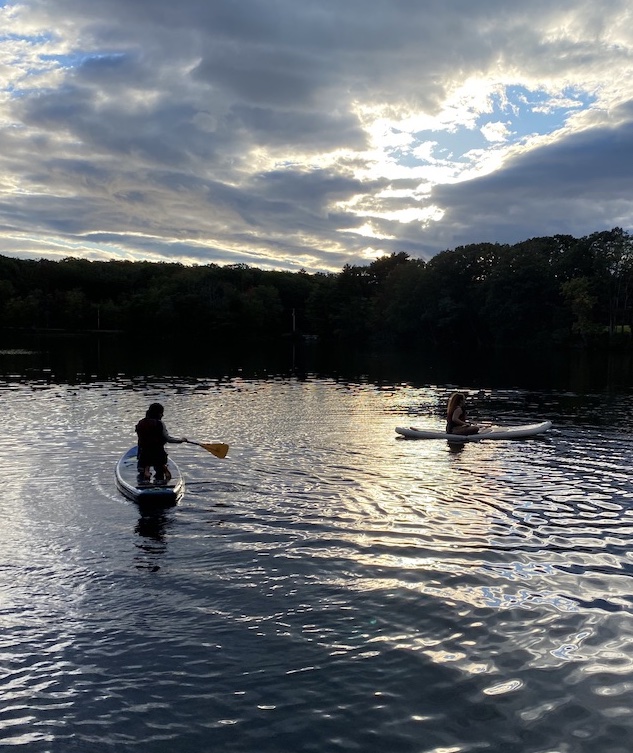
146 402 164 419
447 392 465 419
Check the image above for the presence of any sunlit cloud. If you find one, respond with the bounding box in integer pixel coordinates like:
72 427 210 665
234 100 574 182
481 121 510 143
340 222 394 240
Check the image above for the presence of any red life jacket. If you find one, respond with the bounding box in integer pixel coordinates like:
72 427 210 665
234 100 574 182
135 418 164 453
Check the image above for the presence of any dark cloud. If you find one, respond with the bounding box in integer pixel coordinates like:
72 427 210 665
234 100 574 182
231 104 367 152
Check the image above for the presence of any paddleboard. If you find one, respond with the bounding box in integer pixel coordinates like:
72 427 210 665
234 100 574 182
115 446 185 505
395 420 552 442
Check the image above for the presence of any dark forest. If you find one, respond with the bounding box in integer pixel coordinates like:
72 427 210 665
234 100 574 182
1 227 632 350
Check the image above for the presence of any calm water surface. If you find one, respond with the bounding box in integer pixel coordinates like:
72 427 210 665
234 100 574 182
2 344 633 752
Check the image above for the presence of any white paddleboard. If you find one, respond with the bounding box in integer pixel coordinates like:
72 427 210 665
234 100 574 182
115 446 185 504
395 420 552 442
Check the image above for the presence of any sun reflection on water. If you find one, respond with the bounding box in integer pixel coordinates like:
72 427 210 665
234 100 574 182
2 376 633 751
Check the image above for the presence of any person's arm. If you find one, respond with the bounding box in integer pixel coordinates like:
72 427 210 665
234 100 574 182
452 407 467 426
453 407 479 429
161 421 187 443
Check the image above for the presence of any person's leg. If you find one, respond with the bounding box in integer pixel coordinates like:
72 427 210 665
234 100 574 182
137 449 144 480
153 451 169 482
136 462 152 483
452 425 479 436
137 449 152 482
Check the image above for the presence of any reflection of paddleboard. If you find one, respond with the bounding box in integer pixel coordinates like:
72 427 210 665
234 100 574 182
395 420 552 442
115 447 185 505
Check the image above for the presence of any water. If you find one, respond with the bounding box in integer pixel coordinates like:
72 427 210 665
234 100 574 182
2 343 633 752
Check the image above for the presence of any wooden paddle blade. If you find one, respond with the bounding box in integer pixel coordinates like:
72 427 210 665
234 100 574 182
200 442 229 459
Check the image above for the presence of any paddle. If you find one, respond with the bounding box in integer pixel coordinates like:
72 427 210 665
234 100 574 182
186 440 229 459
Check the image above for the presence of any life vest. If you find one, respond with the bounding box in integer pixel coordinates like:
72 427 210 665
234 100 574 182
135 418 164 452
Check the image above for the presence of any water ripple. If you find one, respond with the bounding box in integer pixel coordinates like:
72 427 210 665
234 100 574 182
2 379 633 751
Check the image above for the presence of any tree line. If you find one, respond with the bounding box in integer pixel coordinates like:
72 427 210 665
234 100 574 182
1 227 632 349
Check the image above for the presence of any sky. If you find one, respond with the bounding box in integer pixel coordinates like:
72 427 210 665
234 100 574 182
1 0 633 273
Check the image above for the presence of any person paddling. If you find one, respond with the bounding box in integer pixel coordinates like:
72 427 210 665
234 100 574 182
446 392 480 436
135 403 188 483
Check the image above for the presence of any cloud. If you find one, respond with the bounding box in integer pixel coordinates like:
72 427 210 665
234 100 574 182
423 105 633 251
0 0 632 271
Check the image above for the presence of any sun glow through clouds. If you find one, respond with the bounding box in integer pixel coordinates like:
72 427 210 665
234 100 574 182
0 1 629 270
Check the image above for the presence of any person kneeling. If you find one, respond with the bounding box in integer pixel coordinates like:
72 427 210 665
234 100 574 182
135 402 187 483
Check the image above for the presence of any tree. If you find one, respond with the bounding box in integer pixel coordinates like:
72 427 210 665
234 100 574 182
587 228 633 336
560 277 601 343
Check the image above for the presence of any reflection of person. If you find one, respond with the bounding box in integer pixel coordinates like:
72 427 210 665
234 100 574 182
446 392 479 436
135 403 187 483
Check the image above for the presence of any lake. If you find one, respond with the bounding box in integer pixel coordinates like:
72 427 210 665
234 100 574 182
1 336 633 753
